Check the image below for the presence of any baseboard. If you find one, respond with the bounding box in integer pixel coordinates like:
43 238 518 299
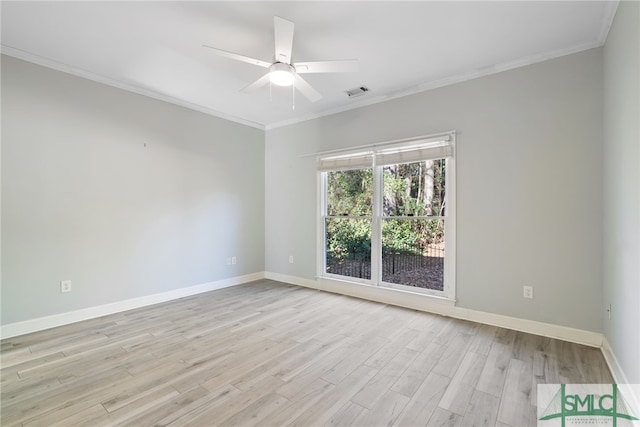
602 336 630 384
0 270 605 350
266 272 603 348
602 337 640 416
264 271 319 290
0 272 266 339
3 270 627 392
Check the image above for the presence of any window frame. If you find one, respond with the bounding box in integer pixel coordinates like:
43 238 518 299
319 167 374 285
317 132 456 302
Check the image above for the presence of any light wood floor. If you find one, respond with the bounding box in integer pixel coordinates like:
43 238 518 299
1 280 613 426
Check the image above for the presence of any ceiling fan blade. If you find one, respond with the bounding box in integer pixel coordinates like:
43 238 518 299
202 45 271 68
294 74 322 103
294 60 359 74
241 72 272 93
274 16 294 64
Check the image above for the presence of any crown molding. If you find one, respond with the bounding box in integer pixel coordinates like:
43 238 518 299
3 5 616 134
265 40 605 130
0 45 266 131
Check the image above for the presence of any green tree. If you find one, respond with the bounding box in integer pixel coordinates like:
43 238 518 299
325 160 445 265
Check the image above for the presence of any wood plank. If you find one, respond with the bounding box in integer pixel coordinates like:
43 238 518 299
48 403 109 427
460 390 500 427
493 327 516 347
364 328 419 370
497 358 533 427
320 336 387 385
351 347 419 409
277 342 351 400
3 367 133 426
154 383 242 426
217 392 289 427
230 339 326 390
326 401 369 427
426 407 462 427
531 350 560 406
354 390 409 426
77 386 180 426
198 340 297 393
0 280 614 427
431 332 472 378
120 385 210 426
289 365 378 426
257 378 333 426
1 374 62 405
467 324 498 356
390 342 445 397
438 350 487 415
394 371 450 426
278 339 344 382
1 351 67 381
476 342 511 397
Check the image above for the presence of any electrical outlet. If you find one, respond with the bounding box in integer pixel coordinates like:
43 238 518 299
60 280 72 293
523 286 533 299
231 256 236 265
289 255 294 264
607 304 612 320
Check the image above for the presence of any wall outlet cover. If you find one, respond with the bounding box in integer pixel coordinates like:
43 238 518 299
60 280 72 293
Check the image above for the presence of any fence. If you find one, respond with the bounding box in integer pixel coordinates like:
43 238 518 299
382 243 444 276
325 242 444 289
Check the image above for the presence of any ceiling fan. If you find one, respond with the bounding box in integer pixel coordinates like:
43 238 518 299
203 16 358 103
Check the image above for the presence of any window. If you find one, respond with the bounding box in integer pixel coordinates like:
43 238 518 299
381 159 446 291
324 168 373 281
319 133 455 299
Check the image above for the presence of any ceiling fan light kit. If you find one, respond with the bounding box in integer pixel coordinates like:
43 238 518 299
269 63 295 87
203 15 358 104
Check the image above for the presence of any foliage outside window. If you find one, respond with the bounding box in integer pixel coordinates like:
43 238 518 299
325 169 372 280
381 160 445 290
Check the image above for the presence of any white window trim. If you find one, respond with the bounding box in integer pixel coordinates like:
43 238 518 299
316 131 457 303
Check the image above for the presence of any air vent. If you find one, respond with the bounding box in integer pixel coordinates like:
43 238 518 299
345 86 370 98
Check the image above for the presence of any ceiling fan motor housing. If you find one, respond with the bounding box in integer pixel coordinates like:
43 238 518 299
269 62 295 86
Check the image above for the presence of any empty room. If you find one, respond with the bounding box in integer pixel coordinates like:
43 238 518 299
1 1 638 426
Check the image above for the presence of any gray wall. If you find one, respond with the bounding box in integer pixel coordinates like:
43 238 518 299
603 1 640 383
266 48 604 332
4 24 629 353
1 56 265 325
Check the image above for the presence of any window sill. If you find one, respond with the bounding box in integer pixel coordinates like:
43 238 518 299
317 275 456 309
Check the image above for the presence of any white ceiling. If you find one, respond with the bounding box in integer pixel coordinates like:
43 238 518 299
1 1 618 130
